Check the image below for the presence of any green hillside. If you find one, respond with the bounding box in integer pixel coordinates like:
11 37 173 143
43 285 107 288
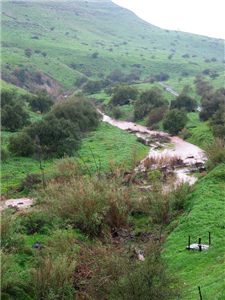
1 0 224 91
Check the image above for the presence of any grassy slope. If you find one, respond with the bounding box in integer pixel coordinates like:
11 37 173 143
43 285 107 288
1 0 224 90
1 121 149 195
164 164 225 300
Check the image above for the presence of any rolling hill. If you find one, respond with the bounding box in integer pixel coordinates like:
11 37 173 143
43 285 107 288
1 0 224 92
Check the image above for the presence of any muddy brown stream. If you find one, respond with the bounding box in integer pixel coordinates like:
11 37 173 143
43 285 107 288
100 112 206 185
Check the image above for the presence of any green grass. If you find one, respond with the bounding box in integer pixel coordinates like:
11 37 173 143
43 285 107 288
1 0 224 90
77 121 149 172
1 121 149 196
164 163 225 299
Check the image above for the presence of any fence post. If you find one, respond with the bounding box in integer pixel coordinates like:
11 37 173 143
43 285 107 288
198 238 202 252
198 286 202 300
188 236 190 249
209 232 211 245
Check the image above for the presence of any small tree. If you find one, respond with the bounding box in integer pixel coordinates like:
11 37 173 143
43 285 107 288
24 48 32 57
163 109 188 134
8 133 34 156
92 52 99 58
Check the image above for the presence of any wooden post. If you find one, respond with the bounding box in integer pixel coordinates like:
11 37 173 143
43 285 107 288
198 238 202 252
188 236 190 249
198 286 202 300
209 232 211 245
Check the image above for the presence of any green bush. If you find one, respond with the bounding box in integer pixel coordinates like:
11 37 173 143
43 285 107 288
163 109 188 135
45 174 132 236
204 138 225 171
28 89 54 113
1 147 10 162
30 255 76 300
8 133 34 156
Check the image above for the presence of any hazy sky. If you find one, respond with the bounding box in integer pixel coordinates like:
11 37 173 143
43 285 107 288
112 0 225 39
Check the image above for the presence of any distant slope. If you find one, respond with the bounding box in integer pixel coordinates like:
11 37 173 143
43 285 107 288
1 0 224 90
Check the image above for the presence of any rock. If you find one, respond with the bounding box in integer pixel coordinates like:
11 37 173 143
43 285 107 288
32 242 44 249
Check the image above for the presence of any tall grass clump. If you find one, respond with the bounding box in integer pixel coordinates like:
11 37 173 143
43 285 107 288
45 173 133 237
29 255 76 300
89 244 181 300
1 252 29 299
204 138 225 171
1 210 25 253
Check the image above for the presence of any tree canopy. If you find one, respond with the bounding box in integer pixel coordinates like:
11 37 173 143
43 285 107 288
163 109 188 135
134 88 168 121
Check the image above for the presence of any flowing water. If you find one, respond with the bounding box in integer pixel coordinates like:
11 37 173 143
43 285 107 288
100 111 206 185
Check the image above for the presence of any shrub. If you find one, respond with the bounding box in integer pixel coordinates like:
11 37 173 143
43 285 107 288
92 52 99 58
1 252 29 299
95 247 181 299
82 80 101 94
49 95 100 131
28 89 54 113
204 138 225 171
25 115 82 157
1 102 30 132
170 94 197 112
134 88 168 121
45 174 132 236
1 210 25 253
1 147 10 162
109 84 139 106
30 255 76 300
146 105 168 126
24 48 32 57
163 109 188 135
8 133 34 156
182 53 190 58
75 76 88 87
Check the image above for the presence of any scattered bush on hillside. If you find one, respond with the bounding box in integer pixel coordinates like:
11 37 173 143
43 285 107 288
25 115 81 157
181 71 189 77
8 133 34 156
211 57 217 62
199 88 225 121
24 48 32 57
109 84 139 106
1 102 30 132
170 94 197 112
75 76 88 87
134 88 168 121
50 95 101 131
194 76 213 96
163 108 188 135
210 72 219 79
92 51 99 58
1 89 18 107
202 68 211 75
1 148 10 162
154 72 169 81
82 80 102 94
146 105 169 127
182 53 190 58
28 89 54 113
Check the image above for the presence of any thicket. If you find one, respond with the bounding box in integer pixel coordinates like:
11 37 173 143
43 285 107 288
134 87 168 121
8 96 100 157
109 84 139 106
27 89 54 113
1 89 30 132
163 108 189 135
